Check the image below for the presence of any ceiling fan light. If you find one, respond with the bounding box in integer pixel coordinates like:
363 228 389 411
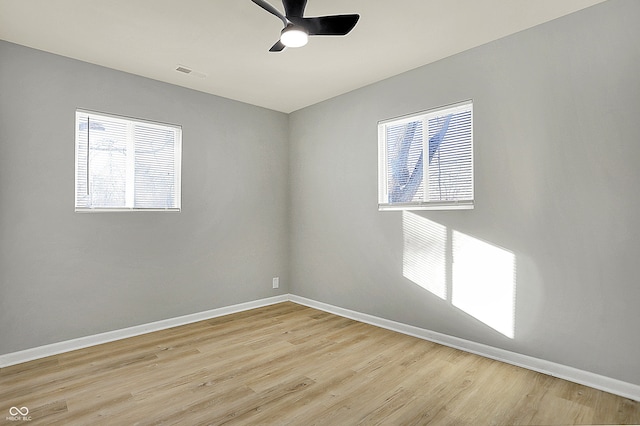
281 25 308 48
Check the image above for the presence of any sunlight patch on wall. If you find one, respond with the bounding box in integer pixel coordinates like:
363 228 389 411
403 212 447 299
452 231 516 339
401 212 516 339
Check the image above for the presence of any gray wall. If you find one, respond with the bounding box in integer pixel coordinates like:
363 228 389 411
289 0 640 385
0 41 290 354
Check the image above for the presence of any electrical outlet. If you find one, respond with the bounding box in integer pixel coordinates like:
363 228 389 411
272 277 279 289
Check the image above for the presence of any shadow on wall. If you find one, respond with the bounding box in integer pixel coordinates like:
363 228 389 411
403 212 516 339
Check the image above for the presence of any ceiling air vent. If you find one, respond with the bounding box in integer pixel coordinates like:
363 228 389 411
175 64 207 78
176 65 192 74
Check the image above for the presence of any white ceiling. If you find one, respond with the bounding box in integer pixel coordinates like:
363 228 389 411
0 0 606 113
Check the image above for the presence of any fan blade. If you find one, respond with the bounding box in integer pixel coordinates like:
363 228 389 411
251 0 288 26
282 0 307 18
269 40 286 52
292 14 360 36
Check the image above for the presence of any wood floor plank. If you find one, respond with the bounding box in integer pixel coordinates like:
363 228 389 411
1 302 638 425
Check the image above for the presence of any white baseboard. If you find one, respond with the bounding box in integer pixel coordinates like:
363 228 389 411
0 295 288 368
2 293 638 402
289 294 640 402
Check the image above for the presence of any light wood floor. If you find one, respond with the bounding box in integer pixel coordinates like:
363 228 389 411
1 302 639 425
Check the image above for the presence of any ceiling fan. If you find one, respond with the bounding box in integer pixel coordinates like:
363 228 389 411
251 0 360 52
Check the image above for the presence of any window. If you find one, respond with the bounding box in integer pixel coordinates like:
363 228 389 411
378 100 473 210
75 110 182 212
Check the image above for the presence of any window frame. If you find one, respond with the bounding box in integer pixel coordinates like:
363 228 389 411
378 100 474 211
74 109 182 213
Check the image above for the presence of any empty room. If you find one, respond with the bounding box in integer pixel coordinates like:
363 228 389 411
1 0 639 424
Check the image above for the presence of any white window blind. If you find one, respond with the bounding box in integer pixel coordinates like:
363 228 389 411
75 110 182 212
378 101 473 210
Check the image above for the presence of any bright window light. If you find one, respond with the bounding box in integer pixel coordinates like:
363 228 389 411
452 231 516 338
378 101 473 211
75 110 182 212
403 212 447 299
402 213 517 339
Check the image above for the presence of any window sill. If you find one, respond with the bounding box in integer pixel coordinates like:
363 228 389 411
378 201 474 211
75 208 181 213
